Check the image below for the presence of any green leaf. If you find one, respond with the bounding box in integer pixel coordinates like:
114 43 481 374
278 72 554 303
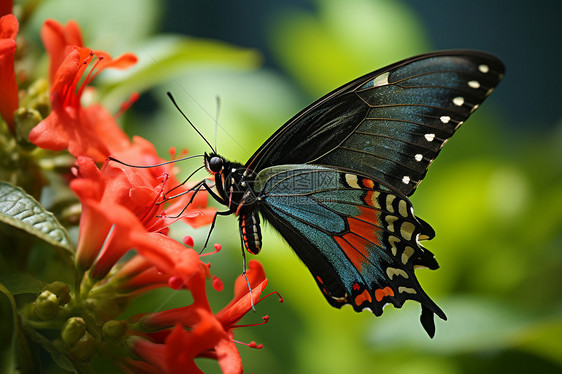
0 285 17 374
24 327 77 373
97 35 262 111
0 182 73 253
0 271 46 296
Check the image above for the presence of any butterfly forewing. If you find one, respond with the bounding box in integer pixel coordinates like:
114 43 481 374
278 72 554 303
247 50 504 196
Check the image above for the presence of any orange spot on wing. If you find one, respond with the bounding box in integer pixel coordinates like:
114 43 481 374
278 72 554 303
334 207 383 271
355 289 372 306
347 211 381 246
316 276 324 284
335 235 370 271
374 286 395 302
362 179 375 189
365 191 380 209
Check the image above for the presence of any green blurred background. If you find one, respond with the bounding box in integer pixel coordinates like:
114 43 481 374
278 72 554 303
24 0 562 373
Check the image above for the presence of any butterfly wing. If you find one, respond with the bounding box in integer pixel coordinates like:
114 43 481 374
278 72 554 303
255 164 446 337
246 50 504 196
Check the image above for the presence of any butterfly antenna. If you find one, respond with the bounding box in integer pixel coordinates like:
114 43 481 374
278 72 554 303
214 96 220 153
108 154 203 168
167 92 216 153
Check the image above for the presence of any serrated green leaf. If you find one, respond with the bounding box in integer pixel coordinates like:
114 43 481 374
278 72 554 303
0 182 73 253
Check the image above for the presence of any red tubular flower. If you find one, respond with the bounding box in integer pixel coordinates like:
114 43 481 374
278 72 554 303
70 151 215 280
0 13 19 131
41 19 84 83
215 260 270 328
28 19 137 161
70 132 215 277
132 260 276 374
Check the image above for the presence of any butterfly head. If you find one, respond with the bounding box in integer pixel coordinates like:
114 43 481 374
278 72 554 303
204 152 224 175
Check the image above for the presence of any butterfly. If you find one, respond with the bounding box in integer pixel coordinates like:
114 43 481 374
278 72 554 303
179 50 504 337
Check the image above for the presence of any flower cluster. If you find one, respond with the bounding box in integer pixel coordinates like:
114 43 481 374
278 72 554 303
0 5 278 373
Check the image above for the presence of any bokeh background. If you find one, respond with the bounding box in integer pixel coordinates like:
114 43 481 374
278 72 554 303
23 0 562 373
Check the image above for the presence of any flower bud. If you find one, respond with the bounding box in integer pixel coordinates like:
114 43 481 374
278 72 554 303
102 320 128 341
61 317 86 345
67 332 96 362
45 281 71 306
34 290 59 320
13 107 42 149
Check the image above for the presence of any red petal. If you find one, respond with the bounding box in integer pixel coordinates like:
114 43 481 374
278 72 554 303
129 187 158 207
215 338 243 374
41 19 83 83
233 259 266 300
215 278 268 328
0 38 17 128
28 111 71 151
0 14 19 39
94 50 138 70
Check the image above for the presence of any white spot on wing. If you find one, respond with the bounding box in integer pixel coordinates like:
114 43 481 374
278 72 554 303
424 133 435 142
440 115 451 124
371 72 390 87
468 80 480 89
415 154 423 162
400 222 415 241
398 286 416 294
345 174 360 189
479 64 490 73
386 216 398 233
398 199 408 217
401 246 415 264
386 194 396 213
453 96 464 106
402 176 410 184
387 267 409 280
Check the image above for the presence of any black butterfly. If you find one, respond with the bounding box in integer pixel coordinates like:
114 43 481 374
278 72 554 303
179 50 504 337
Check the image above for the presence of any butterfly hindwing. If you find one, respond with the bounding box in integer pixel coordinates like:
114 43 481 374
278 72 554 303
254 165 446 336
246 50 504 196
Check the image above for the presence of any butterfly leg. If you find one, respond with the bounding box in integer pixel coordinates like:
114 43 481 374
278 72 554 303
163 179 226 219
238 233 255 311
200 209 233 254
162 165 206 200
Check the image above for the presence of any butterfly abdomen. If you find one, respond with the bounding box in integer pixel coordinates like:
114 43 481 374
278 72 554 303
239 211 262 255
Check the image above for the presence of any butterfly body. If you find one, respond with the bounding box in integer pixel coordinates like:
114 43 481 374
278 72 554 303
198 50 504 337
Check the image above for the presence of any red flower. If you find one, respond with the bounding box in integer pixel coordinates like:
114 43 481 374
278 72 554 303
131 260 277 374
41 19 84 83
70 147 215 279
28 19 137 161
0 13 19 131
